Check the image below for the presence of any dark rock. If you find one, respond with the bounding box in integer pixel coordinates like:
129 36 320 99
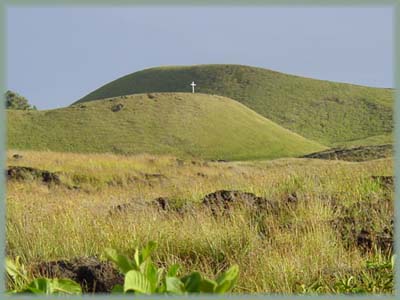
152 197 170 210
7 166 61 184
111 104 124 112
202 190 276 215
35 257 123 293
12 154 23 160
357 229 373 250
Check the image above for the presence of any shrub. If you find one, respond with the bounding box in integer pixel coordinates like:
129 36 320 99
5 90 36 110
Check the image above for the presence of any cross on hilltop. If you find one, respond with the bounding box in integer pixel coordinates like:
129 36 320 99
190 81 196 93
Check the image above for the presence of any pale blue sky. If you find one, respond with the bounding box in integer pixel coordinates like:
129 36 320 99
7 6 393 109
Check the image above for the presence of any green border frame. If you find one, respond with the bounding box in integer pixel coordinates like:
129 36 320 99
1 1 398 299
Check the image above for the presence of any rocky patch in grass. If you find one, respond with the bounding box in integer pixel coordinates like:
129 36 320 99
329 199 393 253
201 190 278 215
302 144 392 162
34 257 123 293
7 166 61 185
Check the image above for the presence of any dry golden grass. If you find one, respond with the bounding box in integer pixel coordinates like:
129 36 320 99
6 150 394 294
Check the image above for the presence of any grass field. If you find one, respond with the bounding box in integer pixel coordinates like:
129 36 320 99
74 64 393 146
6 150 394 294
7 93 325 161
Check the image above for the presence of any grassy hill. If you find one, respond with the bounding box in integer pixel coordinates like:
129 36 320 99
7 93 325 160
75 64 393 146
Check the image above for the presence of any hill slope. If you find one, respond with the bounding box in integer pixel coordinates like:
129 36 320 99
8 93 325 161
75 64 393 146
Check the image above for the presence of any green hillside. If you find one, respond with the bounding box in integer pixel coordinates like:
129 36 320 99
8 93 325 161
75 64 393 146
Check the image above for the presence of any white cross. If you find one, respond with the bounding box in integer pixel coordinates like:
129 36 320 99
190 81 197 93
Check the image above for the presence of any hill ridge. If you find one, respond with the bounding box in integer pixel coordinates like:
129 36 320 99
74 64 393 146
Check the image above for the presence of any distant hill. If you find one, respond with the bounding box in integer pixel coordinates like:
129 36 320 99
7 93 325 161
74 64 393 146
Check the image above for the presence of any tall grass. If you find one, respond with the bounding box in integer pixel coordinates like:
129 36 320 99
6 150 394 293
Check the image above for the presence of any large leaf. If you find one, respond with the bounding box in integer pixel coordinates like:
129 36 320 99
134 241 157 268
21 278 81 295
181 272 202 293
141 241 157 261
50 279 82 294
21 287 44 294
104 248 135 274
124 270 152 294
24 278 52 294
140 259 158 292
215 265 239 293
200 278 217 293
155 268 166 293
167 264 180 277
166 277 185 294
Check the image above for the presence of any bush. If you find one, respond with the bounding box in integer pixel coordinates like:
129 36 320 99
5 90 36 110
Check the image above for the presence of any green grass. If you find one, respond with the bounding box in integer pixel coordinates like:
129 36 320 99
7 92 325 161
74 64 393 146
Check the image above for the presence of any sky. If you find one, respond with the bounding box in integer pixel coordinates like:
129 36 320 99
6 6 393 110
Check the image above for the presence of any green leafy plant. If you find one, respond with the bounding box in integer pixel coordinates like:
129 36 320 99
104 241 239 294
12 278 82 295
6 241 238 295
